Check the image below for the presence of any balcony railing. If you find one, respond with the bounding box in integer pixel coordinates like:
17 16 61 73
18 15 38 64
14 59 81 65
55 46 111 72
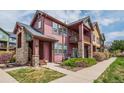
69 36 78 43
84 35 91 43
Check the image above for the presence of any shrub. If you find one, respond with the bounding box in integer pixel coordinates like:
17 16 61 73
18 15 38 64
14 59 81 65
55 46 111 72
82 58 96 66
0 51 14 64
93 52 106 61
62 58 82 67
116 53 124 57
62 58 97 67
104 51 111 59
10 54 16 63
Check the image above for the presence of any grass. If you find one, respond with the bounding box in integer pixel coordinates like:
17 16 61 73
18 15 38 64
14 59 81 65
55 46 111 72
94 57 124 83
7 67 65 83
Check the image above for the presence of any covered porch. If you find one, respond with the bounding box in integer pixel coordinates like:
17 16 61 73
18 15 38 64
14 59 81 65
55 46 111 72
28 35 58 67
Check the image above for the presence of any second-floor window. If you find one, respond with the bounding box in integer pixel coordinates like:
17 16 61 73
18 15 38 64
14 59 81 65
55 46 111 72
52 22 58 32
63 28 67 36
38 21 42 28
93 34 95 42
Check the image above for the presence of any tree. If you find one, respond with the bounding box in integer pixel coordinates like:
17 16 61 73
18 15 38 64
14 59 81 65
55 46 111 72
110 40 124 52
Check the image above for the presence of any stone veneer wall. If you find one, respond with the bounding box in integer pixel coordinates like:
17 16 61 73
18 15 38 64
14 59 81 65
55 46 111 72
16 28 29 65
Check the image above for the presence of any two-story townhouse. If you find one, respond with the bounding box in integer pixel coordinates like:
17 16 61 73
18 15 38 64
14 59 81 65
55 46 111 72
67 16 94 58
13 11 104 67
0 28 16 51
92 22 105 52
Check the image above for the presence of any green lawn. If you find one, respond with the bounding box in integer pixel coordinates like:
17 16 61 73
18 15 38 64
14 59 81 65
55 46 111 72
94 57 124 83
8 67 65 83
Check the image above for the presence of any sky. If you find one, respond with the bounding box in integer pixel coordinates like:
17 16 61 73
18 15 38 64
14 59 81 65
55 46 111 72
0 10 124 42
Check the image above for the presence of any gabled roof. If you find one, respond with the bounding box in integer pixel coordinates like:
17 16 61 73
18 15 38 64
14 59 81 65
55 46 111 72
14 22 58 41
0 27 9 35
68 16 94 30
30 10 68 27
31 10 94 30
68 16 90 26
0 27 16 39
93 22 103 39
17 22 43 37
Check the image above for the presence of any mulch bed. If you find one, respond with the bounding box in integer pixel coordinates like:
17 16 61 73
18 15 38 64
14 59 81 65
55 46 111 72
0 63 26 69
59 65 84 72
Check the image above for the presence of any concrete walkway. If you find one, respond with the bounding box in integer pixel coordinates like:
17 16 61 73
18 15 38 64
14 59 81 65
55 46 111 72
50 57 116 83
43 63 74 75
0 68 18 83
0 57 116 83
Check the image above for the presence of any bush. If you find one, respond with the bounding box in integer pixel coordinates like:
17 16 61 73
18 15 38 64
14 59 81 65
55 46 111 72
10 54 16 63
62 58 82 67
104 51 111 59
62 58 97 67
82 58 96 66
0 51 15 64
93 52 106 61
116 53 124 57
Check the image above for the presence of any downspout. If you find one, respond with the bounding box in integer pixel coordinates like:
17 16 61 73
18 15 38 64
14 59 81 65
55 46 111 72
7 35 9 51
62 31 64 61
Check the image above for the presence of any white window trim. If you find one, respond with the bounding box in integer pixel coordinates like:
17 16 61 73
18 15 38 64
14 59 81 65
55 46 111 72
38 21 42 28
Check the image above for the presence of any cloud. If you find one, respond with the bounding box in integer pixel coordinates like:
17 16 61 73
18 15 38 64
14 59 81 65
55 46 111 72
99 18 120 26
0 10 34 31
0 10 83 31
106 30 124 41
44 10 82 23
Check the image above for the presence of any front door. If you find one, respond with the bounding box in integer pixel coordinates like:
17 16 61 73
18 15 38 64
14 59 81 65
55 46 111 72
43 42 52 62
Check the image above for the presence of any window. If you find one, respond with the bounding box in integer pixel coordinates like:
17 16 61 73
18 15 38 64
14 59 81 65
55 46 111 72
93 34 95 41
58 25 63 35
54 43 63 54
52 22 58 32
38 21 42 28
63 28 67 36
17 33 22 48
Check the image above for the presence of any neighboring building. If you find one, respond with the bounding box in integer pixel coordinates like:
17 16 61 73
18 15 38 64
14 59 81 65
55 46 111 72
0 28 16 51
13 10 105 67
92 22 105 52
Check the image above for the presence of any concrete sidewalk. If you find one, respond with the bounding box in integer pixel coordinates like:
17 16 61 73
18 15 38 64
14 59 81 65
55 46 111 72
0 68 18 83
43 63 74 75
50 57 116 83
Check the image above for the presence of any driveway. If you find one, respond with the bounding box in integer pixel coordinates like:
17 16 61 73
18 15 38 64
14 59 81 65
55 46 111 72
49 57 116 83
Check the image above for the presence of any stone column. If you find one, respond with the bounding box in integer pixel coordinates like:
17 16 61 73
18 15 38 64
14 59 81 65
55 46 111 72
78 24 84 58
32 38 39 67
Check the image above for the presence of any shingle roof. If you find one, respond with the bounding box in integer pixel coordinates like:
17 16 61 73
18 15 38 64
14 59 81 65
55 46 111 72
17 22 43 37
17 22 58 41
8 32 16 38
68 16 90 26
0 27 9 35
